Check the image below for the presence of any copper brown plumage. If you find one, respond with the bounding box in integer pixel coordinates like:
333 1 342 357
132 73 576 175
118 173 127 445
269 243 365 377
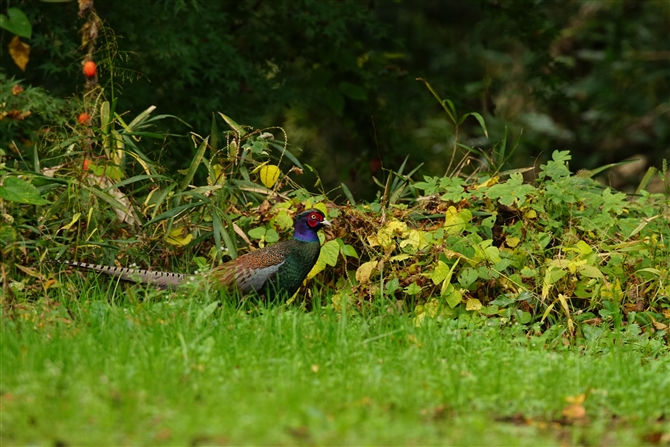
62 208 331 300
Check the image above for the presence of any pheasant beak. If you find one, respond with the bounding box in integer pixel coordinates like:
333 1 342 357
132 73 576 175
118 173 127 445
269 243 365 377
321 219 332 227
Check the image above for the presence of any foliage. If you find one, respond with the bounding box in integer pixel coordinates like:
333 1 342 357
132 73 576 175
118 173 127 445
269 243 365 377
5 0 668 199
2 100 669 341
0 74 73 153
330 150 669 339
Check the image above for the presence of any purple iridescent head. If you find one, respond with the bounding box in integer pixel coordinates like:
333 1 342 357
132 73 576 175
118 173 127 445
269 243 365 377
293 208 331 242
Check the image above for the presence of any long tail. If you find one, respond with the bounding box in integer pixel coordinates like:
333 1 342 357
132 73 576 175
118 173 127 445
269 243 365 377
62 261 186 289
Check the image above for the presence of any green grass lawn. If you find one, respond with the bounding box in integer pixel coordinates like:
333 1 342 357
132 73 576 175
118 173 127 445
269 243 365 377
2 286 669 446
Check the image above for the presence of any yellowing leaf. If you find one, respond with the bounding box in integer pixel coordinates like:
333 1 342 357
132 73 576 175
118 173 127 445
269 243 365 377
166 228 193 246
431 261 450 285
465 298 482 311
306 235 339 280
444 206 471 235
600 278 623 301
385 219 408 237
259 164 281 188
524 209 537 219
376 228 394 249
43 279 57 291
650 316 668 330
399 230 428 252
562 403 586 420
389 254 410 262
575 240 592 255
474 176 499 189
567 258 587 274
58 213 81 233
356 260 378 284
425 298 440 317
505 236 520 248
210 163 226 186
558 294 574 334
565 393 586 405
305 257 325 280
16 264 41 278
9 35 30 71
312 202 328 216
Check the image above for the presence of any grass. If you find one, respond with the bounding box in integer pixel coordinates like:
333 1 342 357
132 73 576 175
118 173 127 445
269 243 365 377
2 282 669 446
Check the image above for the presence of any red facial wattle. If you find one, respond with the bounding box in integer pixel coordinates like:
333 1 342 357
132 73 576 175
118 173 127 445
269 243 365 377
307 213 322 228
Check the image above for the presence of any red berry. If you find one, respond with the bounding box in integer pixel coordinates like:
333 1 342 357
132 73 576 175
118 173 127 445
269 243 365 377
83 61 97 77
78 113 91 125
82 159 90 171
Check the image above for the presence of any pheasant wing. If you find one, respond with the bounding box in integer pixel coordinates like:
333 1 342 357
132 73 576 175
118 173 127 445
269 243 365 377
208 243 288 295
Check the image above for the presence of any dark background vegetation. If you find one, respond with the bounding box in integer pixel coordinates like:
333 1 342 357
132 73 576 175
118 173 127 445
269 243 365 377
2 0 669 199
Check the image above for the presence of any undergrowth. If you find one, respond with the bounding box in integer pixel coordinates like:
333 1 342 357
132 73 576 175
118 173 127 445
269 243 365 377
1 78 669 342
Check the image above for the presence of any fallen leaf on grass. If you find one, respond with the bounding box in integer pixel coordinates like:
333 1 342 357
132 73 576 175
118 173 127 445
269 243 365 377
562 393 587 420
650 316 668 330
562 403 586 420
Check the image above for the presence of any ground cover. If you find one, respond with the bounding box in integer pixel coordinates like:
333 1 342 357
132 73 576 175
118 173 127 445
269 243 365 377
2 286 668 446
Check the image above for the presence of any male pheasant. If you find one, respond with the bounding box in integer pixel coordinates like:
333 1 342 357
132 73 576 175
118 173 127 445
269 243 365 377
63 208 331 300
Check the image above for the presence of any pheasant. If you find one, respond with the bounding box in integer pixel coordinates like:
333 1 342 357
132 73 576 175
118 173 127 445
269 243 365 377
63 208 331 300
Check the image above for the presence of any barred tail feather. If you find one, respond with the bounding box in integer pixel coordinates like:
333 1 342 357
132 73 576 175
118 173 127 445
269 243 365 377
62 260 185 289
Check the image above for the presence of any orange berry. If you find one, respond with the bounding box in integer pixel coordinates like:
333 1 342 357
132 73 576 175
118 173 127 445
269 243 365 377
78 113 91 125
83 61 97 77
82 159 90 171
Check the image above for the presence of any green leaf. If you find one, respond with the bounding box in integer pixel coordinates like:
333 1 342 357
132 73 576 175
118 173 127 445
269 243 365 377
214 208 237 260
340 182 356 205
431 260 450 285
340 244 359 259
0 177 50 205
247 227 266 240
195 302 219 328
179 137 209 193
218 113 246 137
321 240 340 267
0 8 32 38
324 90 344 116
458 112 488 138
404 282 423 295
443 284 463 308
544 267 567 285
269 142 303 169
458 268 479 288
100 101 111 135
265 228 280 243
485 173 536 207
578 264 603 279
210 113 219 153
338 81 367 100
144 201 205 226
